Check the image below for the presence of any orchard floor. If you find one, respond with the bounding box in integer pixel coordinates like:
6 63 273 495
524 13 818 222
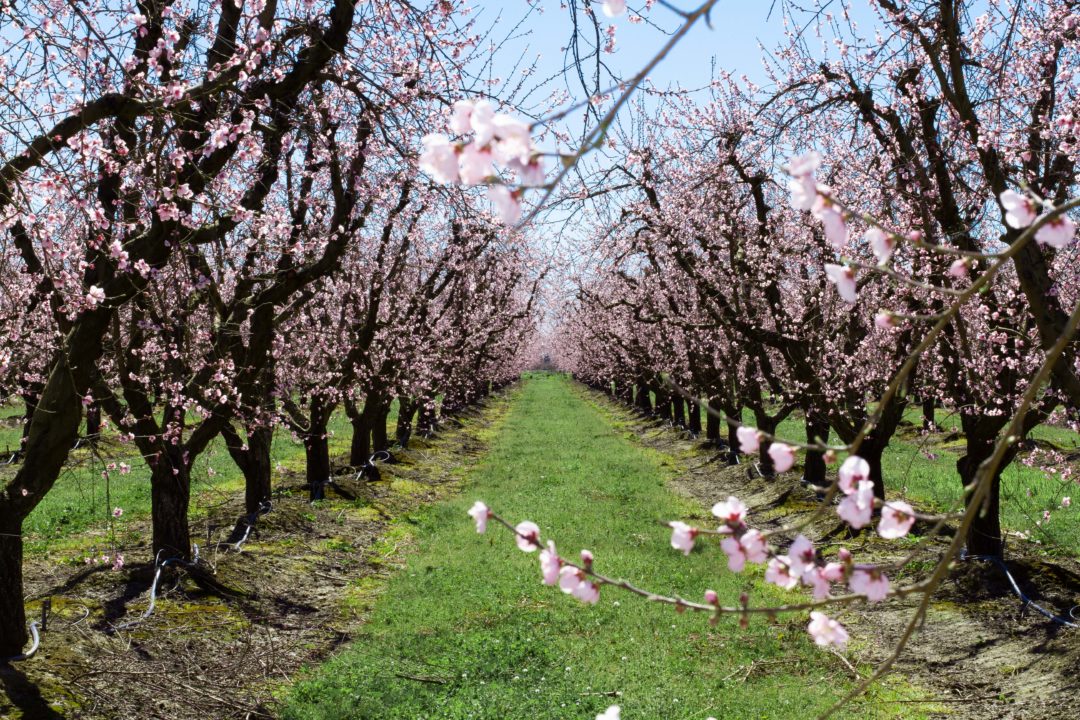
2 374 1078 720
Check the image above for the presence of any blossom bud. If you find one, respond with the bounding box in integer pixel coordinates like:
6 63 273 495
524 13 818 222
704 589 719 605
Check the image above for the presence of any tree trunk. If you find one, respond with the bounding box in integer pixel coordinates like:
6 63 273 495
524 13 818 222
705 396 721 443
922 397 937 431
396 397 417 447
861 439 888 502
957 431 1012 558
305 427 331 502
654 384 672 422
150 451 192 559
373 402 390 451
671 395 686 428
417 396 438 436
635 381 652 415
756 416 779 478
349 411 372 467
244 426 273 516
84 402 101 443
0 517 27 656
803 413 830 490
687 399 702 435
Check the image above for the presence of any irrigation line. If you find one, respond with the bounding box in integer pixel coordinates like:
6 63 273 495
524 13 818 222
1 621 40 663
112 546 201 632
965 554 1079 629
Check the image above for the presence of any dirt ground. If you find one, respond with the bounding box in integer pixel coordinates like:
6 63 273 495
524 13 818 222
578 386 1080 720
0 394 511 720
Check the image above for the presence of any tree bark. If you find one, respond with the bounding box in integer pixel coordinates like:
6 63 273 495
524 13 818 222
84 402 101 444
373 402 390 451
671 395 686 428
305 428 331 502
243 426 273 516
803 413 830 489
957 422 1015 558
150 450 192 559
0 516 27 656
705 396 721 443
687 398 702 435
396 397 417 447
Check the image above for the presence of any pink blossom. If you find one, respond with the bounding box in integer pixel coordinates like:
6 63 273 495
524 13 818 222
514 520 540 551
112 507 123 518
849 568 890 602
157 202 179 222
704 589 719 605
875 311 897 330
948 258 969 278
86 285 106 307
821 561 846 583
558 566 599 604
819 207 848 250
467 501 490 533
491 115 533 165
878 500 915 539
539 541 560 585
837 480 874 529
807 612 849 649
601 0 627 17
720 536 747 572
488 185 521 224
1034 214 1076 249
736 426 760 454
509 156 545 187
458 143 494 185
468 100 496 145
765 556 799 590
837 455 870 494
1062 496 1072 508
768 443 796 473
787 534 815 576
824 263 857 304
712 495 747 526
419 134 459 184
786 151 822 177
788 175 817 211
449 99 474 135
865 227 894 264
668 521 697 555
803 566 831 599
740 528 768 563
112 554 125 571
999 189 1037 229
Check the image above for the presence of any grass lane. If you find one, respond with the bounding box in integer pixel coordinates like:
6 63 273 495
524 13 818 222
283 373 922 720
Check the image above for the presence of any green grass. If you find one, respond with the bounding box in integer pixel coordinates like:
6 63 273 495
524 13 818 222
0 399 399 557
282 373 921 720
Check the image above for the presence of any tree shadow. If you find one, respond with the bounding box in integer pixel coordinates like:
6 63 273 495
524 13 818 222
0 664 65 720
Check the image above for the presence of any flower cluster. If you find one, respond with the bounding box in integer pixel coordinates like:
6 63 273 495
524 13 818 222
419 100 545 224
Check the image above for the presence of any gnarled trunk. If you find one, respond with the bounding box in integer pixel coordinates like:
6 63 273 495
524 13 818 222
0 517 27 656
150 449 192 559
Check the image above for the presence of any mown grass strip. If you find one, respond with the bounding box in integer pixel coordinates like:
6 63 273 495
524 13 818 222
283 373 923 720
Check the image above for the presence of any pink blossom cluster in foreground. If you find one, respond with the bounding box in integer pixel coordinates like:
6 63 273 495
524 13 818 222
419 100 545 223
466 475 915 656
